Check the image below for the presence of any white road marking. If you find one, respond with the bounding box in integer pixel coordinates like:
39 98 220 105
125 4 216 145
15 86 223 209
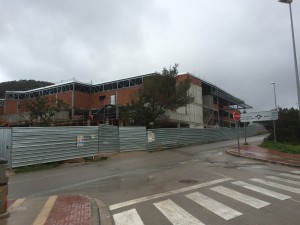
211 186 270 209
279 173 300 180
154 199 205 225
291 171 300 174
186 192 242 220
251 178 300 194
232 181 290 200
109 177 233 210
113 208 145 225
32 196 57 225
8 198 25 212
266 176 300 186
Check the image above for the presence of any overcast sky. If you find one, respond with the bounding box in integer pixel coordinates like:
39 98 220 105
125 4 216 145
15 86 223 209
0 0 299 112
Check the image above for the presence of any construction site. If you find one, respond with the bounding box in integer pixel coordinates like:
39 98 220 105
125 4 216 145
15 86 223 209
0 72 252 128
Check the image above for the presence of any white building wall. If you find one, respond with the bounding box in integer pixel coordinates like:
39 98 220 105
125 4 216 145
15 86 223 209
164 84 204 128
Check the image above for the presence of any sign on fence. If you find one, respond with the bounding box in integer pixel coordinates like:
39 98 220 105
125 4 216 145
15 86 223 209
147 131 155 142
76 135 84 147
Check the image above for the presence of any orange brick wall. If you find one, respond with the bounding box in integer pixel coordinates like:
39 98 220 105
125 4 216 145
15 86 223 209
55 92 73 106
116 86 140 105
3 93 73 115
2 76 193 115
5 100 19 114
177 74 202 87
4 99 28 114
73 92 91 109
89 86 140 109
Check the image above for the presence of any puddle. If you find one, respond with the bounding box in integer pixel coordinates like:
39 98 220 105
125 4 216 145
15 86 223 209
207 160 266 169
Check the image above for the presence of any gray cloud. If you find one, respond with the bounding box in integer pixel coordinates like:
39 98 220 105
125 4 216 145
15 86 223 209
0 0 299 111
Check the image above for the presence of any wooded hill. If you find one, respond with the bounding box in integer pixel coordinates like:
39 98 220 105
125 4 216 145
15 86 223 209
0 80 53 98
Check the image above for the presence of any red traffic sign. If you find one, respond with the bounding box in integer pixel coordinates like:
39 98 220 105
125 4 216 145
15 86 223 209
233 112 241 121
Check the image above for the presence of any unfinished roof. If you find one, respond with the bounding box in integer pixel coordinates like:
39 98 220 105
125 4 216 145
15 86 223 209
5 73 157 100
179 73 252 109
4 72 252 109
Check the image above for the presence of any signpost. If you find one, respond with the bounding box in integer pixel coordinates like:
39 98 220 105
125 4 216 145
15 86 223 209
233 112 241 121
240 111 278 122
241 110 279 143
233 112 241 154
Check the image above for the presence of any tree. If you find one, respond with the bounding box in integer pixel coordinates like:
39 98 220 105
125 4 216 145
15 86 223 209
262 107 300 144
23 96 69 126
121 64 194 127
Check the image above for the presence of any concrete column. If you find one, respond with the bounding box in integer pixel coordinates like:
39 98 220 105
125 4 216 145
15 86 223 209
71 84 75 118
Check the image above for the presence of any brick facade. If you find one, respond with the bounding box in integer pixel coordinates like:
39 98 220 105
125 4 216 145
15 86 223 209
1 73 248 127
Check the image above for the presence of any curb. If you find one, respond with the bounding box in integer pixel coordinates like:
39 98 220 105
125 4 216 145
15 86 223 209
90 198 101 225
0 211 9 219
226 149 300 168
93 198 113 225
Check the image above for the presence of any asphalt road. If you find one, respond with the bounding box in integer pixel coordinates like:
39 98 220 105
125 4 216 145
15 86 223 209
8 135 300 225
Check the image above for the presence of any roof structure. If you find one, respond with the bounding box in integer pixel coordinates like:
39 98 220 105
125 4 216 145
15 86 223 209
4 72 252 109
5 73 157 100
178 72 252 109
201 80 252 109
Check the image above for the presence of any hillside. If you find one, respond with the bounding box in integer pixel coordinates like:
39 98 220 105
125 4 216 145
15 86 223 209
0 80 53 98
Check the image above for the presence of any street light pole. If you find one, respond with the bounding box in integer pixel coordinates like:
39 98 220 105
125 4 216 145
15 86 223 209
279 0 300 119
270 82 277 142
270 82 278 110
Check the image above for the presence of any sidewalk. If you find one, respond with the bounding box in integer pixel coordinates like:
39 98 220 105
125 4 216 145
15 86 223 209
226 144 300 167
1 195 112 225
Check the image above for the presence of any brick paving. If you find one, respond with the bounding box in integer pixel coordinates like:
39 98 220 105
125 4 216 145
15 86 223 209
3 195 95 225
8 199 16 208
227 144 300 167
45 196 92 225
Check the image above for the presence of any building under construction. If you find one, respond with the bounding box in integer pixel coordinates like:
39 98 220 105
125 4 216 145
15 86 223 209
0 72 252 127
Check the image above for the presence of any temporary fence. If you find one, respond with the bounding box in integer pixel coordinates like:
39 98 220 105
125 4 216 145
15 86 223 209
98 124 120 152
0 125 265 168
119 127 147 151
146 126 264 150
0 128 11 167
10 126 99 168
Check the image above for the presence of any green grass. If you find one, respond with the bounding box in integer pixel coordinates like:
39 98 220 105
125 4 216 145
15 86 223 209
260 141 300 154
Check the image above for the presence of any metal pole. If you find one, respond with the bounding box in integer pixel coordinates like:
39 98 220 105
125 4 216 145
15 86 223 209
217 96 220 127
288 3 300 119
228 102 231 128
243 109 247 144
71 83 75 118
273 83 278 110
271 83 277 142
273 120 277 143
237 121 240 154
236 105 240 154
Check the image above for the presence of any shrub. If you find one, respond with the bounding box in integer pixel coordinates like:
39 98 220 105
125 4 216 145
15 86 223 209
262 108 300 144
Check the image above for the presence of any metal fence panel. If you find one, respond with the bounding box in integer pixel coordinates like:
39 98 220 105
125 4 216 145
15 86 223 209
11 126 99 168
119 127 147 151
0 128 12 167
6 124 266 168
147 126 266 150
98 124 120 152
146 129 180 150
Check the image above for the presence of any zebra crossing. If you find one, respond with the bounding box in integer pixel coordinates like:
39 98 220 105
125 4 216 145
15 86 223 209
111 170 300 225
